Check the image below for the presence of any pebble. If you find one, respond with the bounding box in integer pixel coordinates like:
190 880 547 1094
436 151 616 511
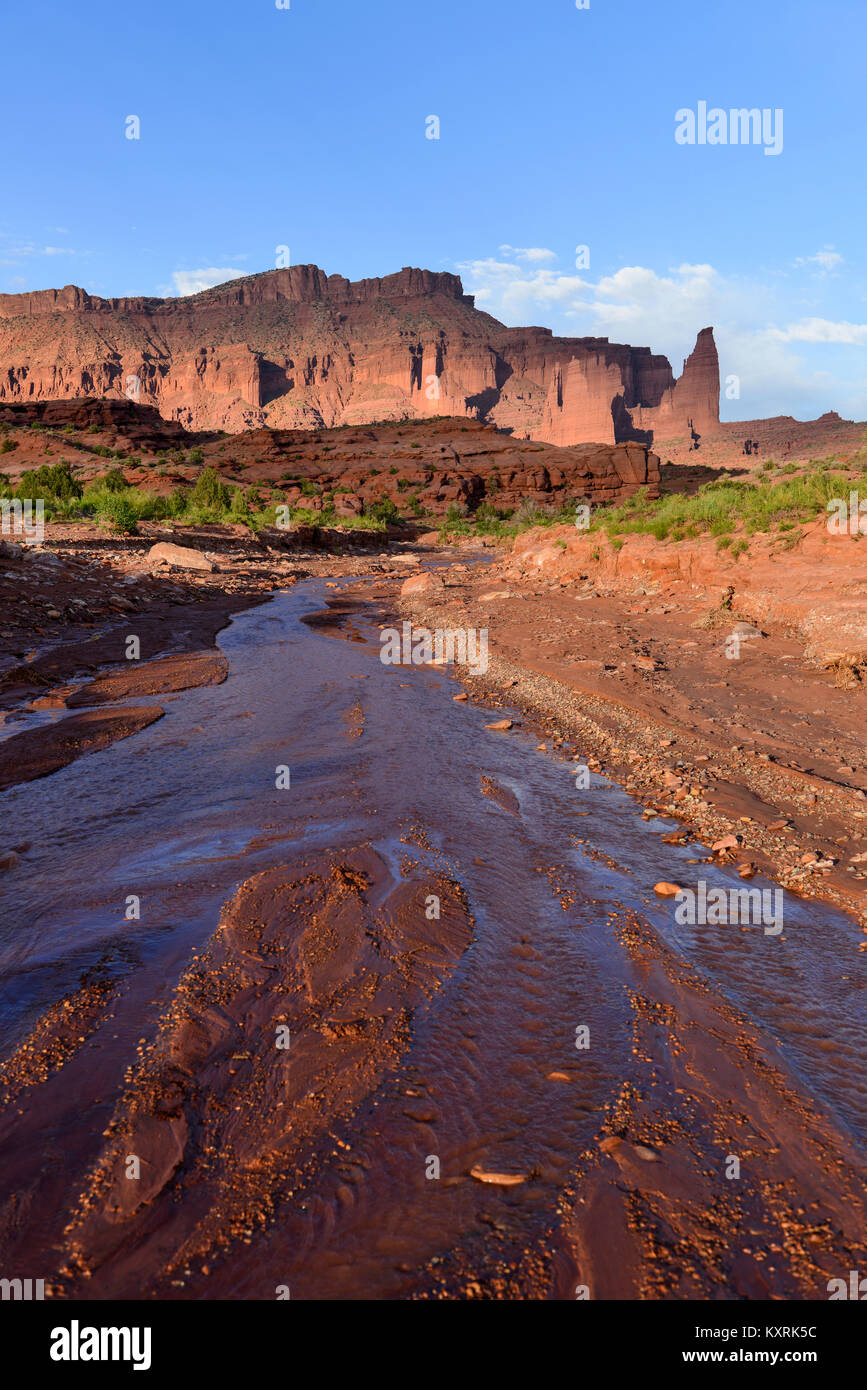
470 1165 528 1186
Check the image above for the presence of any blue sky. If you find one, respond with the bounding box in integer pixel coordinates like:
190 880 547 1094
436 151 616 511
1 0 865 421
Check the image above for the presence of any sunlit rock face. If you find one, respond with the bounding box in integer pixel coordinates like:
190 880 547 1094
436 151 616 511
0 265 719 444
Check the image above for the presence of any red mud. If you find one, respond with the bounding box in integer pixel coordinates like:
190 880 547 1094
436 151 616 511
57 844 473 1297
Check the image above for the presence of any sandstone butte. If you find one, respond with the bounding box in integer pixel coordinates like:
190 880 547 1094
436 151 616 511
0 264 720 445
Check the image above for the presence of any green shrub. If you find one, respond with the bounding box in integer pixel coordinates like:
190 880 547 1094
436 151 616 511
99 467 128 492
17 461 82 501
189 466 231 512
96 493 139 534
368 497 400 523
225 486 246 517
590 464 849 544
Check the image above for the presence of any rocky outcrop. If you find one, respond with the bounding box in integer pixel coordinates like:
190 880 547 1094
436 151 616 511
506 516 867 667
0 266 719 445
628 326 720 438
1 400 661 514
0 401 660 515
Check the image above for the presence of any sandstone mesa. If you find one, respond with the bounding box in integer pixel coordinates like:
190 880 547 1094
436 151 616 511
0 264 719 445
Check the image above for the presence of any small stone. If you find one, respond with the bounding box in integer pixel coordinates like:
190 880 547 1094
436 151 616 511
632 1143 661 1162
712 835 740 853
470 1165 527 1186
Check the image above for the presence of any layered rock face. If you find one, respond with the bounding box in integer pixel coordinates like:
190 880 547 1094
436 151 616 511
0 265 719 445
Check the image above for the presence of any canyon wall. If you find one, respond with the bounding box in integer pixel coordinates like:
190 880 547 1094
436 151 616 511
0 265 719 446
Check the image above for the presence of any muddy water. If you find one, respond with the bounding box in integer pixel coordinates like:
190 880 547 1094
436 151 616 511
0 577 864 1298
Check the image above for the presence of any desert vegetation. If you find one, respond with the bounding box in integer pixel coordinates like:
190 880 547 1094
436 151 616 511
0 463 390 534
435 458 867 550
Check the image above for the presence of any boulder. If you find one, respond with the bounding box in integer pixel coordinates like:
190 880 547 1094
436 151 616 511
147 542 214 572
400 571 444 598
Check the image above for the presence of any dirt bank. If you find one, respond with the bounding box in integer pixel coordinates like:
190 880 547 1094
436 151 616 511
391 533 867 926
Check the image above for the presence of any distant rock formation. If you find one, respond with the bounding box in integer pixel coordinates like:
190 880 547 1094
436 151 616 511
0 265 720 445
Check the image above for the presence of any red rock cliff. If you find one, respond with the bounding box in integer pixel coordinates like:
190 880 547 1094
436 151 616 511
0 265 719 445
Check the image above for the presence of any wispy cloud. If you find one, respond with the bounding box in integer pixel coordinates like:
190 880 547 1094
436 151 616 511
794 247 843 275
769 317 867 345
0 236 82 265
498 245 558 264
168 267 246 297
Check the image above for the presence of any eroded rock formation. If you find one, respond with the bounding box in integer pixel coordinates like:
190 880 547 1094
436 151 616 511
0 265 719 445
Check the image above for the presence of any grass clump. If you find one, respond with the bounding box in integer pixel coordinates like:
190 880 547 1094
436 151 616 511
591 464 851 546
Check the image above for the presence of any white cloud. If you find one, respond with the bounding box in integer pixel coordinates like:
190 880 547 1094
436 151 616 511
579 263 722 351
455 249 866 420
457 257 590 320
0 238 84 263
170 267 246 297
498 244 558 263
457 256 732 360
794 247 843 275
768 317 867 345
